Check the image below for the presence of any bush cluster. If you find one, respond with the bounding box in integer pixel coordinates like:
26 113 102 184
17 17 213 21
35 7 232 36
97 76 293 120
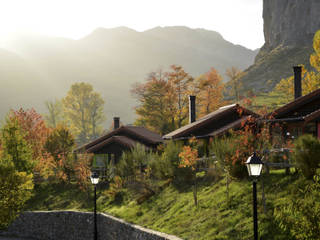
293 134 320 179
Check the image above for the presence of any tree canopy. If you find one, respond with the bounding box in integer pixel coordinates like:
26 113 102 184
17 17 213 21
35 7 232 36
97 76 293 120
62 82 105 145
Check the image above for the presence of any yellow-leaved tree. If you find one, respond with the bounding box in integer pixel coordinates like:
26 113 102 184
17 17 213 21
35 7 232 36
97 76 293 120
62 82 105 145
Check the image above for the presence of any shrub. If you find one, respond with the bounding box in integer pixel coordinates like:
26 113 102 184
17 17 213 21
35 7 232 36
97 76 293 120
209 135 247 179
274 179 320 239
104 176 125 204
149 141 193 186
0 159 34 229
1 117 34 173
293 134 320 179
117 144 153 178
149 141 181 180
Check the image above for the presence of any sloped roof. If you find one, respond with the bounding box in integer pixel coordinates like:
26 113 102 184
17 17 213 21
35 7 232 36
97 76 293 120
163 104 259 139
86 136 139 153
206 116 250 137
75 125 162 153
303 109 320 123
273 88 320 119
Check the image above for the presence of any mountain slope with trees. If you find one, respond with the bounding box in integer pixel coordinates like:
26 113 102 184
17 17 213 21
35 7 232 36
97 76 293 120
0 27 257 125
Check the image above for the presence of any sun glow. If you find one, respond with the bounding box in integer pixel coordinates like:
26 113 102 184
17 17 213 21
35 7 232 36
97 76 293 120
0 0 263 49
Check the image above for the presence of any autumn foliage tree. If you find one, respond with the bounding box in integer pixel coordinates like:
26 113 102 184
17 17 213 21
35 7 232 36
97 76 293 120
132 65 194 134
43 125 75 182
132 70 175 135
168 65 194 128
11 108 50 161
62 82 105 145
73 153 92 191
210 114 272 179
133 65 225 134
179 139 200 206
196 68 225 117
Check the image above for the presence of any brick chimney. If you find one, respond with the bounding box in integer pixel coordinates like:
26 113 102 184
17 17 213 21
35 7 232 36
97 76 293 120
113 117 120 130
189 95 196 124
293 66 302 99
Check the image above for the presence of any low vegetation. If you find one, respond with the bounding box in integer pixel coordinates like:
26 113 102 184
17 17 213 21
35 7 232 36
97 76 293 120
24 168 320 240
22 133 320 240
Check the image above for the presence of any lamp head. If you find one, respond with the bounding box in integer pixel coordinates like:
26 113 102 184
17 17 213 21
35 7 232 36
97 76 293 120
246 152 263 177
90 171 100 185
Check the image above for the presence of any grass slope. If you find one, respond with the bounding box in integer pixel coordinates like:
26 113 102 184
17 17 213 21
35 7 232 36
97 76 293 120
26 170 297 239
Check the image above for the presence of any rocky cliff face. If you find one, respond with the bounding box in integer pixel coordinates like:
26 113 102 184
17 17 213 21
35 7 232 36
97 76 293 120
263 0 320 50
242 0 320 92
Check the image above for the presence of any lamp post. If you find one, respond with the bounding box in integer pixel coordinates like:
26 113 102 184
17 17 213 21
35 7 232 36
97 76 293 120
246 152 263 240
90 171 100 240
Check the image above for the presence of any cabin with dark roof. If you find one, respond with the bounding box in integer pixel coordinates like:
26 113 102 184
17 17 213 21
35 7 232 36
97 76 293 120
75 117 163 168
163 100 260 141
263 67 320 140
265 88 320 140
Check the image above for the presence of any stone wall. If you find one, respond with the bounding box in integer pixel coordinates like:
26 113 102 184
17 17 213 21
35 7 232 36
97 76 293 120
2 211 182 240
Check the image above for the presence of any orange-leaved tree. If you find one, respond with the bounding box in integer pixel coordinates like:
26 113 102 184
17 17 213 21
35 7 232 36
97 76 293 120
74 153 93 192
132 69 175 135
168 65 194 128
10 108 52 180
218 115 271 179
179 138 200 206
43 125 75 182
196 67 225 117
11 108 50 161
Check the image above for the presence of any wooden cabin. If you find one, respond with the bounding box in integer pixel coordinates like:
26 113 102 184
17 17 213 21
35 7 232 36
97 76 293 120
163 100 260 141
75 117 163 172
263 67 320 141
265 88 320 140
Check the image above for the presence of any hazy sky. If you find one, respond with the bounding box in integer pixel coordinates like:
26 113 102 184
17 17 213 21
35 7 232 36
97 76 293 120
0 0 264 50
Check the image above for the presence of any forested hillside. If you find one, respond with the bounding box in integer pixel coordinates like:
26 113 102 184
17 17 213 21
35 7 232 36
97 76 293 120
0 26 257 125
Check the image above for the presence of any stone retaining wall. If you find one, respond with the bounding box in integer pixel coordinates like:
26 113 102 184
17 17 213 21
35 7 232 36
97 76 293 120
3 211 182 240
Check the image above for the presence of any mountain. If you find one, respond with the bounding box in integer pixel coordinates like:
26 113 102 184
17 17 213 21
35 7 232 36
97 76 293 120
0 26 257 126
241 0 320 92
